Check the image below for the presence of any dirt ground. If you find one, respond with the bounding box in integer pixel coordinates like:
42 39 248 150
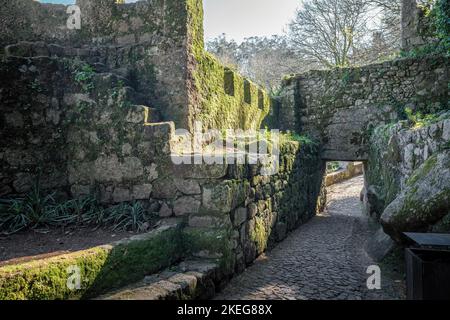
0 227 141 266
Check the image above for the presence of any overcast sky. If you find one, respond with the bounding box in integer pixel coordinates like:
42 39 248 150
40 0 301 43
203 0 300 43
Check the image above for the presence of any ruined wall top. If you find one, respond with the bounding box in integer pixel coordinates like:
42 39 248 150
277 55 449 161
401 0 436 51
0 0 190 48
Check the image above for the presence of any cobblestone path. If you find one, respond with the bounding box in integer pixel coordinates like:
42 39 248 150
216 175 404 300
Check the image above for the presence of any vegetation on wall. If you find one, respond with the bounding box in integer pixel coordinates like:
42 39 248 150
404 108 450 129
279 132 316 146
401 0 450 57
187 0 270 132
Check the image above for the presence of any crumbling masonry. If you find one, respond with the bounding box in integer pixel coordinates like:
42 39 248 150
0 0 448 300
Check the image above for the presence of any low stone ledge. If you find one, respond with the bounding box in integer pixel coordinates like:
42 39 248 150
325 162 364 187
0 219 184 300
99 259 220 300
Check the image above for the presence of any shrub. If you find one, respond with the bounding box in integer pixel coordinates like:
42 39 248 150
0 184 69 234
105 202 153 233
0 186 156 235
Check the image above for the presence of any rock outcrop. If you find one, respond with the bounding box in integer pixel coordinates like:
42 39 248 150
381 150 450 243
364 116 450 245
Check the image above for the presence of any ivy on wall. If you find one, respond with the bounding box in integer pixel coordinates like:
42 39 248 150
403 0 450 57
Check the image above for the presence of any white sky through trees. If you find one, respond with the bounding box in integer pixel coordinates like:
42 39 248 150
40 0 302 44
203 0 301 43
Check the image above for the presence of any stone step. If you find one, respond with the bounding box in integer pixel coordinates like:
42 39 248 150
98 259 221 300
143 106 163 123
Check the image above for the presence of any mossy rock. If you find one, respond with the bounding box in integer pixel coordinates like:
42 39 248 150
381 151 450 243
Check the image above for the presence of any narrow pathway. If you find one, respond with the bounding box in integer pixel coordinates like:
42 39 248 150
216 175 403 300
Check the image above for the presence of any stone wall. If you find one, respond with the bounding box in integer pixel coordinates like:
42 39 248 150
1 0 191 128
178 141 326 276
0 55 164 200
0 52 327 281
0 0 273 199
184 0 271 132
0 0 342 290
364 116 450 242
1 0 269 133
325 162 364 187
190 52 271 132
401 0 437 51
0 52 327 285
277 55 449 161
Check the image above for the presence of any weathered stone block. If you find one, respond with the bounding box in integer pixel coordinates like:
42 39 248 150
170 163 228 179
113 187 131 203
125 105 146 124
248 203 257 219
232 207 248 227
173 196 201 216
93 155 123 183
132 184 153 200
152 177 177 199
12 173 34 194
175 179 201 195
159 203 173 218
144 122 174 141
201 183 234 214
116 34 136 46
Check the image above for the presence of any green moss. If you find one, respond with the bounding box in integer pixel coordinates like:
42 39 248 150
0 248 105 300
186 0 270 131
406 154 438 187
191 52 270 131
182 227 234 273
251 217 269 254
393 186 450 225
0 226 183 300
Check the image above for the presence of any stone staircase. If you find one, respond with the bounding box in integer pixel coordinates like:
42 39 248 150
3 40 165 125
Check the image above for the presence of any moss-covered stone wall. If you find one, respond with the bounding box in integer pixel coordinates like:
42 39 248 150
0 55 171 202
363 117 450 220
0 1 325 295
1 0 191 129
184 0 271 133
0 0 275 200
189 52 271 132
278 55 449 161
1 0 273 135
361 115 450 243
0 221 183 300
0 0 187 48
176 140 326 276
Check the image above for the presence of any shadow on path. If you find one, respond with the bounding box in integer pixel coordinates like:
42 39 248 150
215 175 404 300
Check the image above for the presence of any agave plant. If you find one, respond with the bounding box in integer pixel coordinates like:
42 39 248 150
0 183 69 234
106 202 151 232
0 198 30 235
